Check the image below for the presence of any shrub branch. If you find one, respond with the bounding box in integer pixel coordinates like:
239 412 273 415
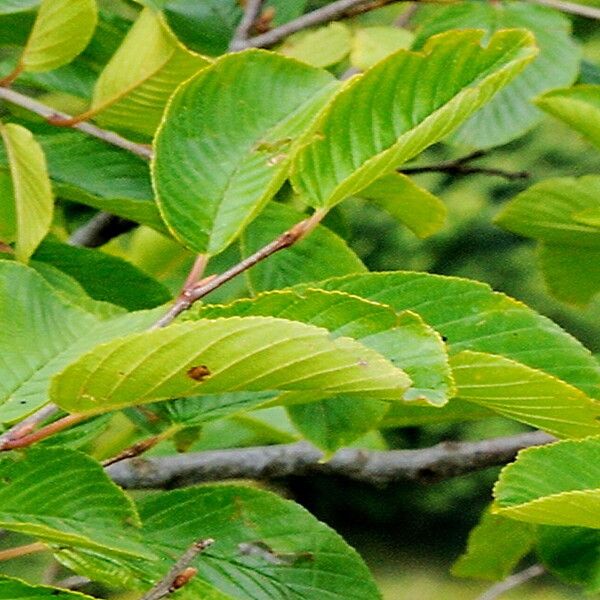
107 431 554 489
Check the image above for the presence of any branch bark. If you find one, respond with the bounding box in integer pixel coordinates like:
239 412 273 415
230 0 402 50
0 86 152 160
230 0 265 50
477 564 546 600
150 209 326 329
68 212 137 248
107 431 554 489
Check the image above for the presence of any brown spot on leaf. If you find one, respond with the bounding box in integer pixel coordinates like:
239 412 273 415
187 365 211 381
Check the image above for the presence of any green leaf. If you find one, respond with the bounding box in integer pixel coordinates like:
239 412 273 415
0 123 52 262
288 394 388 453
21 0 97 73
29 259 124 318
382 399 492 427
0 261 159 422
493 436 600 528
359 173 447 238
0 576 96 599
291 29 536 209
241 203 366 293
536 84 600 150
51 316 413 414
496 176 600 304
56 485 382 599
33 240 171 311
0 124 163 231
452 509 535 580
148 0 308 56
413 2 581 149
153 50 339 255
538 244 600 305
279 22 352 67
497 176 600 246
537 527 600 593
90 8 209 136
314 272 600 400
0 447 149 558
350 26 413 71
451 351 600 438
195 288 453 450
197 289 454 406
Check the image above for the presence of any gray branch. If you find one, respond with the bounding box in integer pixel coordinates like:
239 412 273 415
476 564 546 600
230 0 265 51
0 86 152 160
107 431 554 489
231 0 402 50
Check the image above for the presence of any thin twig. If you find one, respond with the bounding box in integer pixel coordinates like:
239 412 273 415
68 212 137 248
0 413 88 451
107 431 554 489
230 0 265 50
527 0 600 19
0 86 152 160
139 538 214 600
230 0 401 50
477 564 546 600
0 404 59 448
151 209 326 329
400 151 529 181
0 542 47 562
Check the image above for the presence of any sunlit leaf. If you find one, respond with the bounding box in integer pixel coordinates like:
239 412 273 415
350 26 413 70
493 436 600 528
313 272 600 399
153 51 339 254
51 316 412 414
90 8 208 136
451 351 600 438
0 123 52 262
359 173 446 238
279 22 351 67
291 29 536 208
21 0 97 73
413 1 581 148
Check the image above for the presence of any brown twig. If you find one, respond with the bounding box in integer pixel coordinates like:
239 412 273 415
139 538 214 600
0 542 47 562
400 151 529 181
151 209 326 329
230 0 402 50
230 0 265 50
0 413 88 451
0 404 60 449
0 86 152 160
0 63 24 87
476 564 546 600
107 431 554 489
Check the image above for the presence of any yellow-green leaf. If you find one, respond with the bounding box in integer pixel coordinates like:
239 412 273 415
493 437 600 528
279 22 352 67
21 0 97 72
451 351 600 438
360 172 446 238
0 123 52 262
90 8 209 136
350 26 413 70
51 317 412 414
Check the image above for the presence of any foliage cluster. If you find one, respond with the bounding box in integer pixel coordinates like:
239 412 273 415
0 0 599 598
